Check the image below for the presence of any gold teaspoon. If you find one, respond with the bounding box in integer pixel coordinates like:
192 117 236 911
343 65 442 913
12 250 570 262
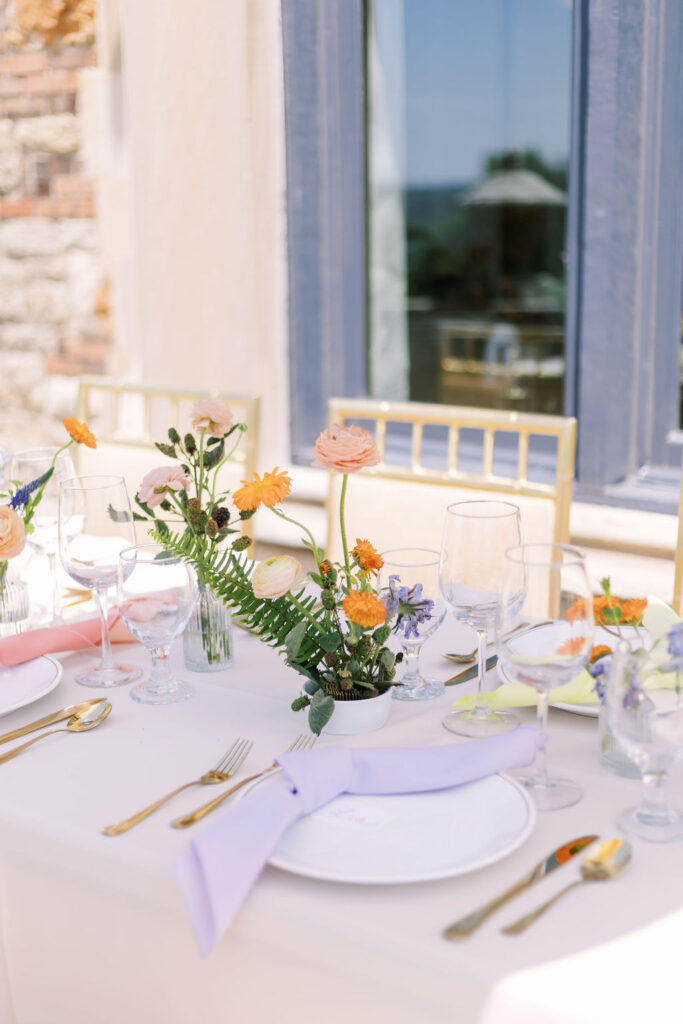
502 838 632 935
0 700 112 764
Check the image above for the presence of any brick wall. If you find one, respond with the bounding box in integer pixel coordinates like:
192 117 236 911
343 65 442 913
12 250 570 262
0 0 109 453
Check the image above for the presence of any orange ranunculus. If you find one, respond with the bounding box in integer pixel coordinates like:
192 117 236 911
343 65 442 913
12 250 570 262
592 594 622 624
233 468 292 511
62 417 97 449
311 424 380 473
556 636 589 657
342 590 387 629
0 507 26 560
620 598 647 625
589 644 612 663
351 538 383 575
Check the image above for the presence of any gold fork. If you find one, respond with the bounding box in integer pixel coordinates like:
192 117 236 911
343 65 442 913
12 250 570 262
170 733 317 829
102 738 254 836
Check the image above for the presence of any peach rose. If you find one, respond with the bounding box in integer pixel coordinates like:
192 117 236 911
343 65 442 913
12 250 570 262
251 555 305 600
137 466 190 509
0 506 26 560
311 424 380 473
190 399 235 439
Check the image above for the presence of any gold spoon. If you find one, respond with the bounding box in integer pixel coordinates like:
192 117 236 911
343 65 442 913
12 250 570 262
501 838 632 935
0 700 112 764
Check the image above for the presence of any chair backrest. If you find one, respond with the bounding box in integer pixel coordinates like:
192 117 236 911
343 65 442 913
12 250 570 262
673 451 683 615
324 398 577 586
75 378 260 536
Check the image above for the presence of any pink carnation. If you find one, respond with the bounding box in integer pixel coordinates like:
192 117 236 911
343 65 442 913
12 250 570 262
190 399 234 439
137 466 190 509
311 424 380 473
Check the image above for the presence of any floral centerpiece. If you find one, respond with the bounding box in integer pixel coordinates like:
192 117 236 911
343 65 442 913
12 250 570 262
122 399 251 669
0 417 97 625
152 423 434 733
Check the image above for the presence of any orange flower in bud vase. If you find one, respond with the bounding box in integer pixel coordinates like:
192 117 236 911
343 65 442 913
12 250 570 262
62 417 97 449
351 538 384 575
233 468 292 511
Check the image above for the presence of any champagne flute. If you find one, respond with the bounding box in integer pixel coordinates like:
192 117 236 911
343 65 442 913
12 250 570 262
118 544 197 705
59 475 143 688
497 543 593 810
439 500 521 737
10 447 76 624
378 548 446 700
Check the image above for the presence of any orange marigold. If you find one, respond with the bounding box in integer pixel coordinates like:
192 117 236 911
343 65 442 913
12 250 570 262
319 560 332 576
556 636 588 657
62 417 96 449
351 538 384 575
589 644 612 664
620 598 647 625
233 467 292 511
565 598 589 624
592 594 622 624
342 590 387 629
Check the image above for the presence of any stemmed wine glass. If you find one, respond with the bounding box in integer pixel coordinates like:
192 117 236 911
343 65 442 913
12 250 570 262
497 543 593 810
606 642 683 842
378 548 446 700
59 475 142 688
439 500 521 736
118 544 197 704
10 447 76 625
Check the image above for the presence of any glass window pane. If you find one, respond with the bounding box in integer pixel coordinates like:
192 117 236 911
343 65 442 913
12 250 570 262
367 0 572 414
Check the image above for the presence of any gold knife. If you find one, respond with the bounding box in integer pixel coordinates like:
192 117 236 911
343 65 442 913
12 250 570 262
443 835 598 940
0 699 102 746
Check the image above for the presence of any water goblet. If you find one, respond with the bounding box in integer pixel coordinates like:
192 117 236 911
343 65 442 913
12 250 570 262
497 543 593 810
605 642 683 842
378 548 446 700
10 447 76 625
59 475 143 687
439 500 521 736
118 544 196 705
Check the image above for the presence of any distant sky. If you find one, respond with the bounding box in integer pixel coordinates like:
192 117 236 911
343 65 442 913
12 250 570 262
382 0 572 186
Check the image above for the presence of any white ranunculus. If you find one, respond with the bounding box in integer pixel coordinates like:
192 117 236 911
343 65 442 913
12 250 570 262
251 555 304 600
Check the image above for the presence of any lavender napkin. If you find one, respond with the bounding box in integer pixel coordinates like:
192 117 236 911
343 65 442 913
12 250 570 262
176 728 539 955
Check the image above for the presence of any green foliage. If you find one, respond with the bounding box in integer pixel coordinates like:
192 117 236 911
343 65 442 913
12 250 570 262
308 689 335 735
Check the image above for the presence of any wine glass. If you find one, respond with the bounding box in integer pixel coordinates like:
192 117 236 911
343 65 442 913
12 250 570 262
497 543 593 810
59 475 143 688
118 544 196 705
439 500 521 737
605 642 683 842
10 447 76 625
378 548 446 700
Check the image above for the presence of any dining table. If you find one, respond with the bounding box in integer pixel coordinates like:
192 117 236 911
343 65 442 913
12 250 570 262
0 614 681 1024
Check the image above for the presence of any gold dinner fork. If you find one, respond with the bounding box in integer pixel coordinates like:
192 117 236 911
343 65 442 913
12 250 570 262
102 738 254 836
170 733 317 829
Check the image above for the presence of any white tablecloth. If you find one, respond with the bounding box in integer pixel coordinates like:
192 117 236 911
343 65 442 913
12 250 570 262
0 620 681 1024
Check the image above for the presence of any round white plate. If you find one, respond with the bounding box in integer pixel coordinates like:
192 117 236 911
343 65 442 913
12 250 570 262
256 771 535 885
0 656 63 718
550 700 598 718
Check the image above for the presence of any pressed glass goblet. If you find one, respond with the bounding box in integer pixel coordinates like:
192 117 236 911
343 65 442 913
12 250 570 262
439 500 521 737
378 548 446 700
605 642 683 842
59 475 142 687
497 543 593 810
10 447 76 625
118 544 196 705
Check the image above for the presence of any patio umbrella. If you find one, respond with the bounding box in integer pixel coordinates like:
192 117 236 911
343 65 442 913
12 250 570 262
462 169 567 207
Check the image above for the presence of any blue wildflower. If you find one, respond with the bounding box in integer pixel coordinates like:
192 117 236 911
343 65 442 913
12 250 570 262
383 576 434 639
667 623 683 667
588 655 610 703
9 470 51 510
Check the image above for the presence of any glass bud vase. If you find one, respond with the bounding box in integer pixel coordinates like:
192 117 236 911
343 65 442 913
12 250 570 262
598 701 641 779
183 581 233 672
0 563 30 638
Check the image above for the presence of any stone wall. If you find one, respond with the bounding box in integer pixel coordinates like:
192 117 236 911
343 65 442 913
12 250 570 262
0 0 108 455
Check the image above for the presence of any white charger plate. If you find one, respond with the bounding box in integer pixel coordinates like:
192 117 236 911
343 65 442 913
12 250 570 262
253 771 535 885
0 656 63 718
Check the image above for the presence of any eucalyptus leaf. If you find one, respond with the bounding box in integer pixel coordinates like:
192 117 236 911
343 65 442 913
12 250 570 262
308 689 335 735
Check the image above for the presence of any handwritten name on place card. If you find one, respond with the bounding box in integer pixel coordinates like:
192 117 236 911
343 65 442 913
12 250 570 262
313 800 398 833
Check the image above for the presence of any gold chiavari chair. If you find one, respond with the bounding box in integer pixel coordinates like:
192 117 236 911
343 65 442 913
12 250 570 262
75 378 260 538
325 398 577 616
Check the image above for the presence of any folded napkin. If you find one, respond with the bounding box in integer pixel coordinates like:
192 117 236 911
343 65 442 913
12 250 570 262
0 612 136 668
177 727 539 955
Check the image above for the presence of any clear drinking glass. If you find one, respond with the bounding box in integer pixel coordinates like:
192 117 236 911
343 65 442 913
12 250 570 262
59 475 142 688
378 548 446 700
118 544 196 704
439 500 521 737
10 447 76 624
497 543 593 810
606 643 683 842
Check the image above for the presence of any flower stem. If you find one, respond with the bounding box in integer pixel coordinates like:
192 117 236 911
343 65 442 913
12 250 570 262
269 506 322 569
339 473 351 587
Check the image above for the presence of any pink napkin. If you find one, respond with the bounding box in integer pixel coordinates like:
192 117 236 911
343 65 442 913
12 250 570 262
176 728 539 955
0 612 137 668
